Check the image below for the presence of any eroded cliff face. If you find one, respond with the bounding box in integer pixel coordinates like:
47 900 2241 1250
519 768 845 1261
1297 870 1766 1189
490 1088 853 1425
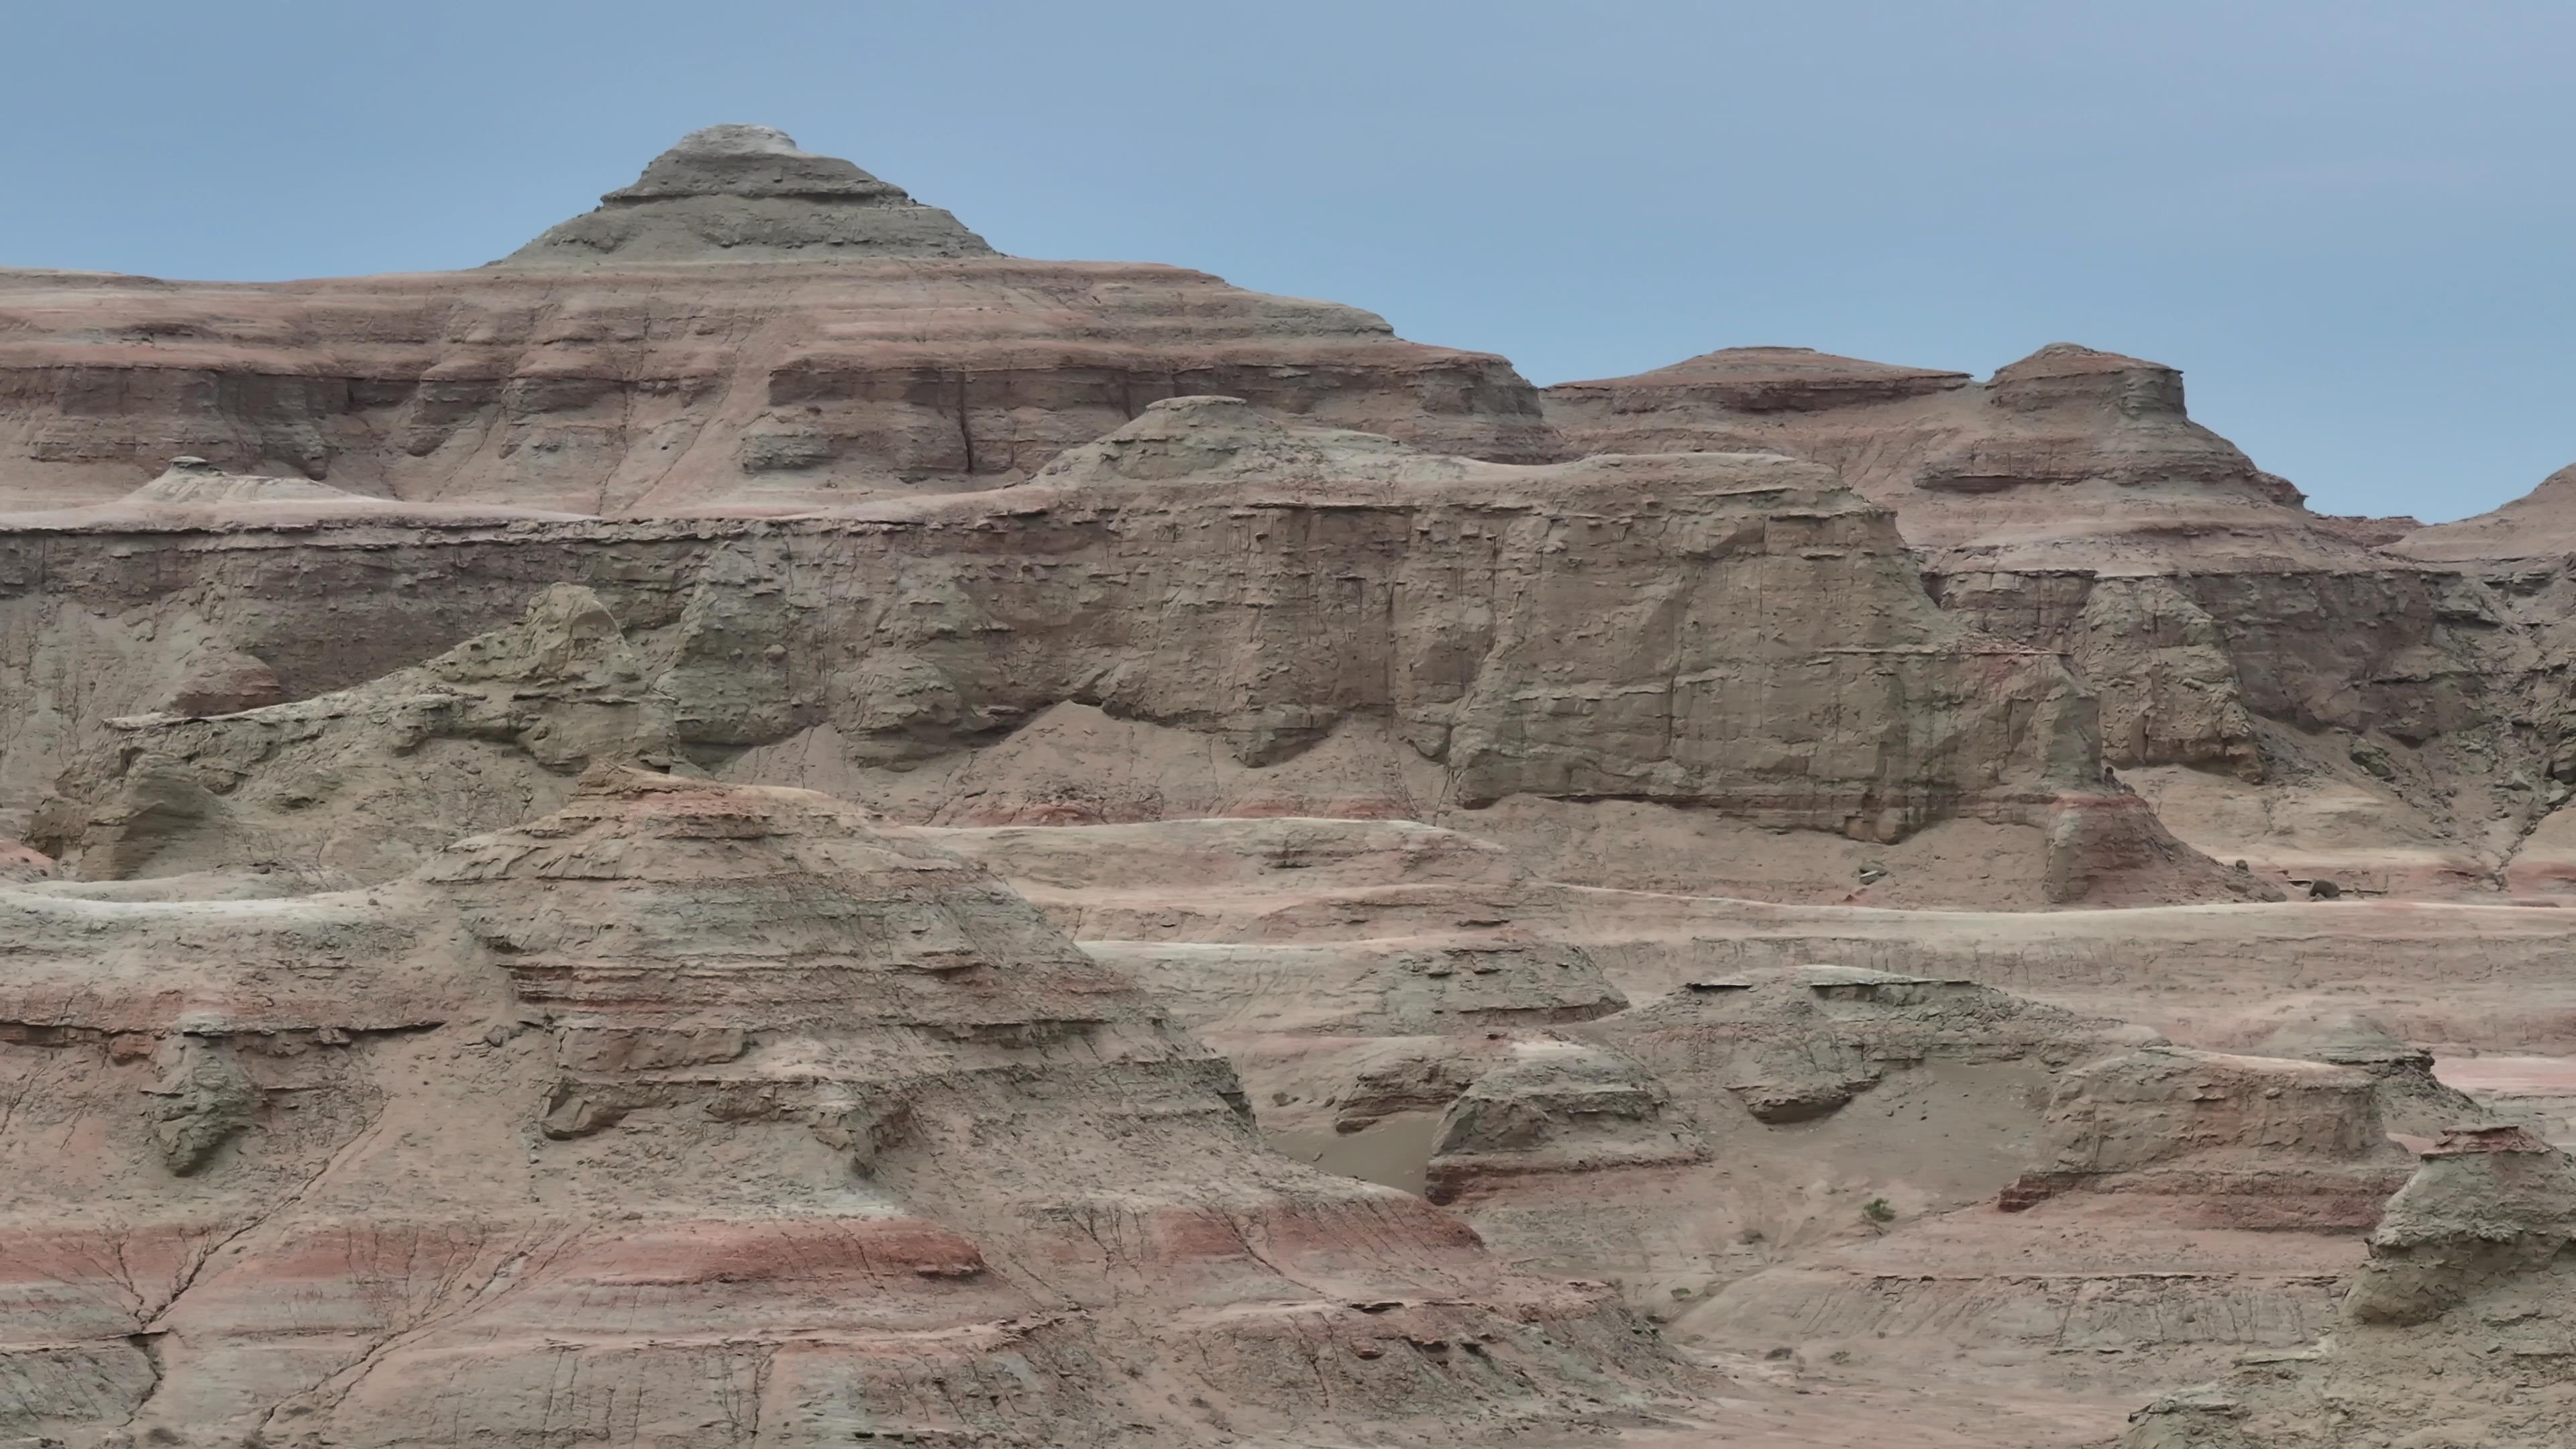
13 401 2226 907
1549 343 2572 897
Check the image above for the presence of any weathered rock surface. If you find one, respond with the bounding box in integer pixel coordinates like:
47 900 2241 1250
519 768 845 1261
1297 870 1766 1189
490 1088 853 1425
1679 1016 2420 1405
1423 1038 1707 1202
0 769 1686 1446
2000 1047 2416 1228
1084 935 1623 1040
8 402 2245 906
1546 343 2307 561
32 583 680 880
1552 342 2571 897
10 125 2576 1448
502 124 998 266
2121 1125 2576 1448
2253 1009 2491 1139
1431 966 2169 1328
0 835 52 882
1604 964 2149 1127
2398 461 2576 564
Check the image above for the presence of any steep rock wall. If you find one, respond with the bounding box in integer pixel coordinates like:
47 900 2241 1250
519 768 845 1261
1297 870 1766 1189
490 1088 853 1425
1549 343 2567 890
8 411 2147 900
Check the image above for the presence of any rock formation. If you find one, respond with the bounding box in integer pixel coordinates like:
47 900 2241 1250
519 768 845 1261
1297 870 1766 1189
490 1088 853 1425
2122 1125 2576 1448
502 124 999 265
1545 342 2308 561
1998 1046 2417 1229
1552 342 2571 900
2253 1010 2491 1139
33 584 680 880
1602 965 2149 1126
0 768 1687 1446
1423 1039 1707 1202
9 399 2251 908
0 835 53 882
5 123 2574 1448
0 132 1554 517
2398 461 2576 564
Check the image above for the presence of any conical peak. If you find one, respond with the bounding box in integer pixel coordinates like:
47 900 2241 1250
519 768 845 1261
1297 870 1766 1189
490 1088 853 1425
604 124 903 205
499 124 998 266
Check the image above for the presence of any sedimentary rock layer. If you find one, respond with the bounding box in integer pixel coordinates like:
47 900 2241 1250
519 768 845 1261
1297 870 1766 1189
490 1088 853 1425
0 134 1554 515
0 768 1684 1446
502 123 1000 265
12 404 2226 908
2122 1126 2576 1448
1551 342 2573 896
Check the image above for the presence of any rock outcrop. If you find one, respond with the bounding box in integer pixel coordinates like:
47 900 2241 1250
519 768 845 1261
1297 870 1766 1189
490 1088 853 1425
0 768 1686 1446
1552 342 2565 897
2122 1125 2576 1448
1603 964 2150 1126
0 836 52 882
2253 1010 2491 1138
33 584 680 880
13 121 2576 1448
9 402 2243 906
1423 1038 1707 1203
2398 461 2576 564
502 124 998 265
0 455 587 531
1546 342 2308 560
2000 1046 2417 1228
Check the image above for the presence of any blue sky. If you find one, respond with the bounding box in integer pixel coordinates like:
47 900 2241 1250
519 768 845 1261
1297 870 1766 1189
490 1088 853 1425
7 1 2568 521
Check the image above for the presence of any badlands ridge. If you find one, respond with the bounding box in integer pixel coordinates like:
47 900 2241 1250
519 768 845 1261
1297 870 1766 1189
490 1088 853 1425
2 126 2573 1447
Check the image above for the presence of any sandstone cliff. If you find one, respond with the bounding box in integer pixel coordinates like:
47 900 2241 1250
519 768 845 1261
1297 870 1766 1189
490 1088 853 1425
11 401 2245 906
1551 342 2569 898
6 114 2573 1449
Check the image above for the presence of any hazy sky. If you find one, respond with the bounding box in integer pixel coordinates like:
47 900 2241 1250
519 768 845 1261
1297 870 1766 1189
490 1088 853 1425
7 1 2568 521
